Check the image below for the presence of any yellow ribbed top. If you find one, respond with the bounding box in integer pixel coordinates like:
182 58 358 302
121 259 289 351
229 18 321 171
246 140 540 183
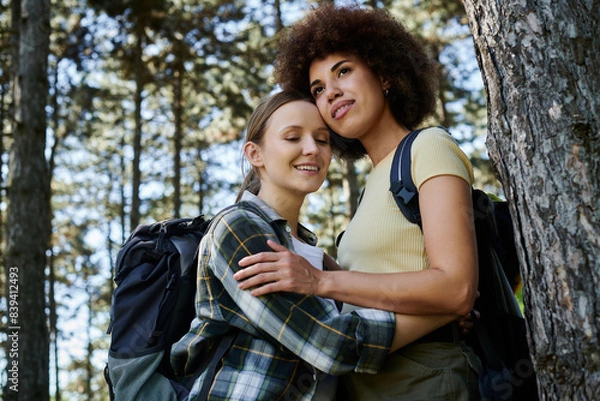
337 127 474 274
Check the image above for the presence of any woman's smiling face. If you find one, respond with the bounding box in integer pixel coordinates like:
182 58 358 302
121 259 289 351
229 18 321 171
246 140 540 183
247 100 332 198
309 53 388 142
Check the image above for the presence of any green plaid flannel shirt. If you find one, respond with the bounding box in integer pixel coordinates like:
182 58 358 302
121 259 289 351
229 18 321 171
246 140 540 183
171 192 395 401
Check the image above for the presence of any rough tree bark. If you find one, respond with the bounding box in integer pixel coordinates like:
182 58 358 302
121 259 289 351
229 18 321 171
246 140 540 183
4 0 51 400
462 0 599 399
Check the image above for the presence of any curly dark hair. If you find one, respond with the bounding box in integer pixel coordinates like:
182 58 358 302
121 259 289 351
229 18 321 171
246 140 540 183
274 4 438 160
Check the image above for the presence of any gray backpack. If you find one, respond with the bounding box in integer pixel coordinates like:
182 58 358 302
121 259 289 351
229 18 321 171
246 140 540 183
104 215 227 401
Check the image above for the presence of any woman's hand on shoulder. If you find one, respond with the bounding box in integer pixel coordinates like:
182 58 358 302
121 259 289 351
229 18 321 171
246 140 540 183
235 240 324 297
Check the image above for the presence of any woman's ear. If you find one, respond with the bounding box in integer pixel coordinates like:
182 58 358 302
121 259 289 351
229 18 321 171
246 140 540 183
244 141 264 167
381 78 390 91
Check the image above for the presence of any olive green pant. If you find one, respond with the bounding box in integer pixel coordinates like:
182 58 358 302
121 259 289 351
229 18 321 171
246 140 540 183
337 341 482 401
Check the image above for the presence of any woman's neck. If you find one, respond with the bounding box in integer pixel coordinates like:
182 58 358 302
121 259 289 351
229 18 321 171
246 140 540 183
257 189 304 237
361 121 410 167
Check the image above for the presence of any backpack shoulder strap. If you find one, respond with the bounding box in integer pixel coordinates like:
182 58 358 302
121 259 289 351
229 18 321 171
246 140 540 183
198 333 235 401
389 129 423 227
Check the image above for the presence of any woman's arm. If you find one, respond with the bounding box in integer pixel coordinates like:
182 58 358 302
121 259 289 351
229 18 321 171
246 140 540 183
236 175 478 316
212 209 398 375
390 314 456 351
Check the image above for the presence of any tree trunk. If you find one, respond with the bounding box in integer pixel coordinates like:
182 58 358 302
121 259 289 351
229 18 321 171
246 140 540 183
119 136 127 244
4 0 51 400
85 282 93 400
173 41 184 218
274 0 283 34
196 144 206 215
130 21 144 230
48 252 60 401
463 0 600 399
344 161 359 217
47 45 61 401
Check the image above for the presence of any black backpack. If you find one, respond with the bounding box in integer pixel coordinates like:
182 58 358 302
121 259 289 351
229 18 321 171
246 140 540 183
104 214 232 401
389 127 539 401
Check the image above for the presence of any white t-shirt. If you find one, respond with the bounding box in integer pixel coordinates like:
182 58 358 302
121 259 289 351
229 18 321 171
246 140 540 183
291 237 338 312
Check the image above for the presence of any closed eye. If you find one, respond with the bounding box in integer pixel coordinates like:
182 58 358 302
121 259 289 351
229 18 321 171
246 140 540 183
315 130 331 145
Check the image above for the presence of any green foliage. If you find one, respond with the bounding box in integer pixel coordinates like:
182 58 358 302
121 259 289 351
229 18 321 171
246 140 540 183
515 286 525 314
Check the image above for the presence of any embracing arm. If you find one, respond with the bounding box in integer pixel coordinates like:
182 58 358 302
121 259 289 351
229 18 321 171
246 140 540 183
216 208 465 373
212 209 397 374
236 175 478 316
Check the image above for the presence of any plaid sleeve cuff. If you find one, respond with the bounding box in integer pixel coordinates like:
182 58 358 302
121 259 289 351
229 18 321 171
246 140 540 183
352 309 395 374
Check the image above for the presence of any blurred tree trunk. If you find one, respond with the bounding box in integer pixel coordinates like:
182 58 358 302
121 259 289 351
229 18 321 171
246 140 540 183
120 136 127 244
344 162 359 217
274 0 283 32
196 144 206 215
84 282 94 399
48 253 60 401
4 0 51 400
47 45 61 401
130 20 144 229
172 39 184 218
463 0 599 399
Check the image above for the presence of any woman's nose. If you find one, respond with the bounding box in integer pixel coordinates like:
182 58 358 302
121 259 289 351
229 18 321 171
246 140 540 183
326 84 342 101
303 138 319 155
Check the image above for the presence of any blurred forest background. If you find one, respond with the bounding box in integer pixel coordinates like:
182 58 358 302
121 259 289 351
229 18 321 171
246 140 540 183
0 0 506 399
